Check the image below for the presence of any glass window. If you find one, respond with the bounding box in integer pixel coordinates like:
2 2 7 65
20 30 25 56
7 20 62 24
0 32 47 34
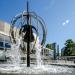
0 42 4 47
5 43 11 48
4 36 10 43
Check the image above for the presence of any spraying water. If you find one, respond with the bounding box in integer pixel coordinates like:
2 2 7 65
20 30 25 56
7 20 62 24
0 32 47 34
35 37 43 66
0 33 74 74
6 37 21 66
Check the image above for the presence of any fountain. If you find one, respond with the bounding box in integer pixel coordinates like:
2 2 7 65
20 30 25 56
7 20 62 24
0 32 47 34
0 1 74 75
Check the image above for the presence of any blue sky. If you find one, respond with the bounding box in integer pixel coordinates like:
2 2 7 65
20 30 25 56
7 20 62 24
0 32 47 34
0 0 75 50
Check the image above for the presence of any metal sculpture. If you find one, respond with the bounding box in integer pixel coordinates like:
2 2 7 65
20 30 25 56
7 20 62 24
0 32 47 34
10 1 47 67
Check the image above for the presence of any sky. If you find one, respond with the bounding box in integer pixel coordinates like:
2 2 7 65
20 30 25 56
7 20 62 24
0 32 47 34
0 0 75 51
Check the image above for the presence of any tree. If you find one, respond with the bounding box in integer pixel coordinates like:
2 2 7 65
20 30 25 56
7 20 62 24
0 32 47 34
46 44 52 49
46 43 56 50
63 39 75 56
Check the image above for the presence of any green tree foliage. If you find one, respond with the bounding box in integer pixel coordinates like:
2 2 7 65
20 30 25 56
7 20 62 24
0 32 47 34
63 39 75 56
46 44 52 49
46 43 55 50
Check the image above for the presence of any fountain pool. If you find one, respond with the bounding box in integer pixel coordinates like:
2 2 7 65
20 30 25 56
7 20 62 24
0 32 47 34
0 34 74 75
0 64 74 75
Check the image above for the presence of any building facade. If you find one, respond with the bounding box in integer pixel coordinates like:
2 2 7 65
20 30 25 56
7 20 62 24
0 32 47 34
0 21 11 61
0 20 54 63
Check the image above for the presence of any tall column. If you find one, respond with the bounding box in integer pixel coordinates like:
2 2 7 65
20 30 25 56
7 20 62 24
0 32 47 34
27 1 30 67
52 43 56 60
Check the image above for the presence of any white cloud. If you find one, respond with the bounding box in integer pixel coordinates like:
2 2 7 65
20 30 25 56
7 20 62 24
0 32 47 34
62 19 70 26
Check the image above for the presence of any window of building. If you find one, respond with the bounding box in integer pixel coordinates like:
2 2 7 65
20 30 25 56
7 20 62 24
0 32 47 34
5 43 11 48
0 42 4 47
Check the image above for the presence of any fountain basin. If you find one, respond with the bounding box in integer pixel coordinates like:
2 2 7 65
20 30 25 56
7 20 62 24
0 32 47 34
0 64 74 75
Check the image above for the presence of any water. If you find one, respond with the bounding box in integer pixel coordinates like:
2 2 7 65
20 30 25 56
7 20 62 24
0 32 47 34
35 37 43 66
0 34 75 75
6 37 21 65
0 64 74 75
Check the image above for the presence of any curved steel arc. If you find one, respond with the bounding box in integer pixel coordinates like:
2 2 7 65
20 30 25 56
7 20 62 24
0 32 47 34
11 12 47 46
